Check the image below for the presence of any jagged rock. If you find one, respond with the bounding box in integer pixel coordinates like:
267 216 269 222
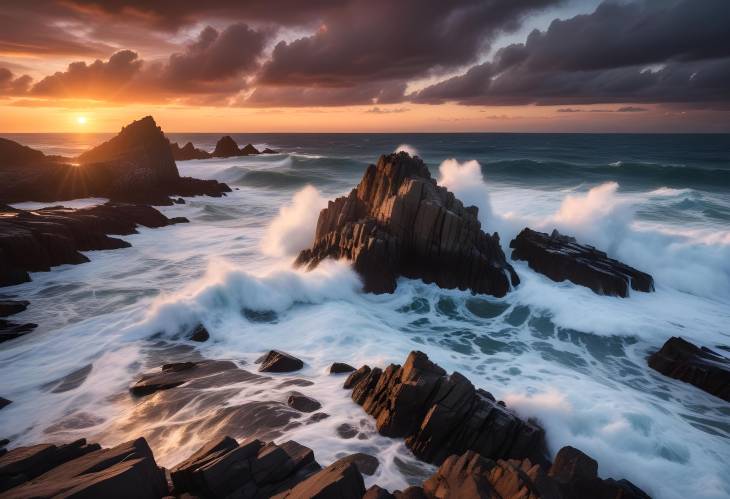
296 152 518 296
272 456 366 499
287 393 322 413
0 203 176 290
173 197 186 204
422 447 649 499
240 143 261 155
336 453 379 476
257 350 304 373
330 362 356 374
0 320 37 343
510 228 654 297
171 436 320 498
189 324 210 342
649 336 730 401
213 136 242 158
130 360 241 396
170 141 212 160
0 300 28 317
0 117 230 204
262 148 279 154
0 437 167 498
344 351 545 466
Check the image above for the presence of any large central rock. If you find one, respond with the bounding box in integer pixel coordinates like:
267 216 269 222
296 152 518 296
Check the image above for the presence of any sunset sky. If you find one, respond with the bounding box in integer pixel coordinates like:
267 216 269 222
1 0 728 132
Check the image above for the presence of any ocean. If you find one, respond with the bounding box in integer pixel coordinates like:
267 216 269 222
1 133 730 498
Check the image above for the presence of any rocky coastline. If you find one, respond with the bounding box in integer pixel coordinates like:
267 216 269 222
0 350 650 499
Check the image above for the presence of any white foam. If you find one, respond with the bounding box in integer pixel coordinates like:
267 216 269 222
260 185 328 257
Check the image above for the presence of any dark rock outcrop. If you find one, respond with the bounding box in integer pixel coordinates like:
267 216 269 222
272 456 366 499
346 352 546 464
330 362 356 374
189 324 210 342
0 300 28 317
257 350 305 373
648 336 730 401
287 393 322 413
240 143 261 155
344 351 545 467
170 141 212 160
0 437 166 498
336 453 379 476
296 152 518 296
0 321 37 343
0 138 51 167
0 203 177 288
213 136 242 158
422 447 649 499
0 397 10 410
171 436 320 498
509 228 654 297
0 117 230 205
262 148 279 154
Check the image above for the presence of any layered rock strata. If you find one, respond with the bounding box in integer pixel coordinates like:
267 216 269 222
509 228 653 297
296 152 518 296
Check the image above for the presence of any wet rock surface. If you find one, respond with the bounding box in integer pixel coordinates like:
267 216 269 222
171 436 320 498
649 336 730 401
296 152 518 297
130 360 244 396
0 203 178 288
0 437 165 498
287 393 322 413
510 228 654 297
422 447 649 499
272 455 366 499
0 300 28 317
0 116 230 205
344 351 546 466
257 350 305 373
330 362 356 374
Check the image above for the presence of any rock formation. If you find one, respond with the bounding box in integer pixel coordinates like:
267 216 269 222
419 446 649 499
0 203 186 342
0 438 166 498
296 152 518 296
212 135 263 158
213 136 242 158
0 116 230 205
344 351 546 466
257 350 305 372
170 141 212 160
510 228 654 297
649 336 730 401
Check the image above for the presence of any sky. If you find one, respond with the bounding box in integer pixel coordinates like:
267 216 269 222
0 0 728 133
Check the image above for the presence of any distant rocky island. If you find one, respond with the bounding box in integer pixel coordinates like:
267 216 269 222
170 135 278 161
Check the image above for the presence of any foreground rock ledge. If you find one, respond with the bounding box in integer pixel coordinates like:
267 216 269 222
649 336 730 401
510 228 654 297
296 152 518 297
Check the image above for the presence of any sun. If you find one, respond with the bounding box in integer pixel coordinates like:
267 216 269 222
76 116 87 125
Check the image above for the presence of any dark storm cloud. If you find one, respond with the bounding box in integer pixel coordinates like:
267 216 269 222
22 24 269 101
258 0 559 87
412 0 730 107
244 80 408 107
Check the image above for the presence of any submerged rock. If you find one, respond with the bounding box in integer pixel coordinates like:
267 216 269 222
0 116 230 205
337 453 379 476
0 320 37 343
344 351 545 467
649 336 730 401
0 397 10 410
509 228 654 297
257 350 305 373
130 360 241 396
296 152 518 296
